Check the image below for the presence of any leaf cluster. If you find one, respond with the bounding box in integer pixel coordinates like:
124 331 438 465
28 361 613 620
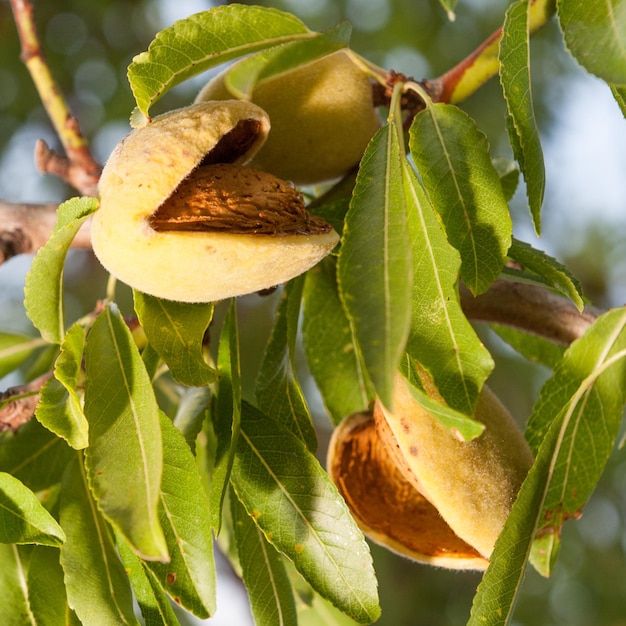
1 3 625 625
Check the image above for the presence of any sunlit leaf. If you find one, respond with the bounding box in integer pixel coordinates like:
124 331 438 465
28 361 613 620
409 103 512 294
127 5 313 116
491 324 565 369
59 455 140 625
402 155 493 414
506 238 584 310
146 413 216 619
134 291 216 387
117 538 180 626
0 472 64 546
557 0 626 85
303 257 372 425
231 402 380 624
36 323 88 450
612 84 626 116
210 300 241 533
173 386 211 450
256 277 317 450
24 197 98 344
337 123 413 409
500 1 545 234
468 307 626 625
492 156 520 201
231 491 297 626
0 334 46 379
83 304 167 561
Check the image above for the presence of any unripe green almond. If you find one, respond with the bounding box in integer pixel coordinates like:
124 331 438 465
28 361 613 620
195 50 380 184
92 101 339 303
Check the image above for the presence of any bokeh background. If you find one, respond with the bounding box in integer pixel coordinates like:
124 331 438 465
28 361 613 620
1 1 625 624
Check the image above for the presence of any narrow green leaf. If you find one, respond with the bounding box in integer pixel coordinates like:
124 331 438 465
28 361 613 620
402 156 494 414
409 103 512 294
231 402 380 624
36 323 88 450
146 413 216 619
231 490 297 626
337 123 413 409
256 277 317 451
507 238 584 310
172 386 211 450
468 307 626 625
127 5 312 116
210 300 241 532
59 455 140 625
0 472 65 546
492 324 565 369
117 538 180 626
0 419 73 492
0 543 37 624
28 545 76 626
500 1 545 234
557 0 626 85
84 304 167 561
134 291 216 387
492 156 520 202
24 197 98 344
0 334 46 379
303 257 372 425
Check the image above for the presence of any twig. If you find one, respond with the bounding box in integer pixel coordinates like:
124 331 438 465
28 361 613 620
0 200 91 265
10 0 102 195
0 372 52 433
460 280 601 345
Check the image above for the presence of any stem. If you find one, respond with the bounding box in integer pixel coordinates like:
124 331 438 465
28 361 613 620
10 0 102 196
432 0 557 105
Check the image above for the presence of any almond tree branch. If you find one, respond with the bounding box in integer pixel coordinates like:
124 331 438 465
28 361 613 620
0 200 91 265
10 0 102 196
460 280 600 346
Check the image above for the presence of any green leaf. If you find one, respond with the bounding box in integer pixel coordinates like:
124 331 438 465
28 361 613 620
36 323 89 450
0 472 64 546
402 155 494 414
611 84 626 115
59 455 140 625
409 103 512 294
402 371 485 440
0 543 37 624
210 300 241 533
500 1 545 234
225 23 351 98
117 538 181 626
256 277 317 451
303 257 372 425
172 386 211 450
0 334 46 379
83 304 167 561
28 545 77 626
127 5 313 116
507 238 584 310
146 413 216 619
491 324 565 369
24 197 98 344
557 0 626 85
337 123 413 409
231 490 297 626
231 402 380 624
492 156 520 202
0 419 73 492
134 291 216 387
468 307 626 625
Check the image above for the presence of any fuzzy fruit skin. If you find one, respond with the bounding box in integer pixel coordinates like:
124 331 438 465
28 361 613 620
376 373 534 560
92 101 339 303
195 50 380 184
